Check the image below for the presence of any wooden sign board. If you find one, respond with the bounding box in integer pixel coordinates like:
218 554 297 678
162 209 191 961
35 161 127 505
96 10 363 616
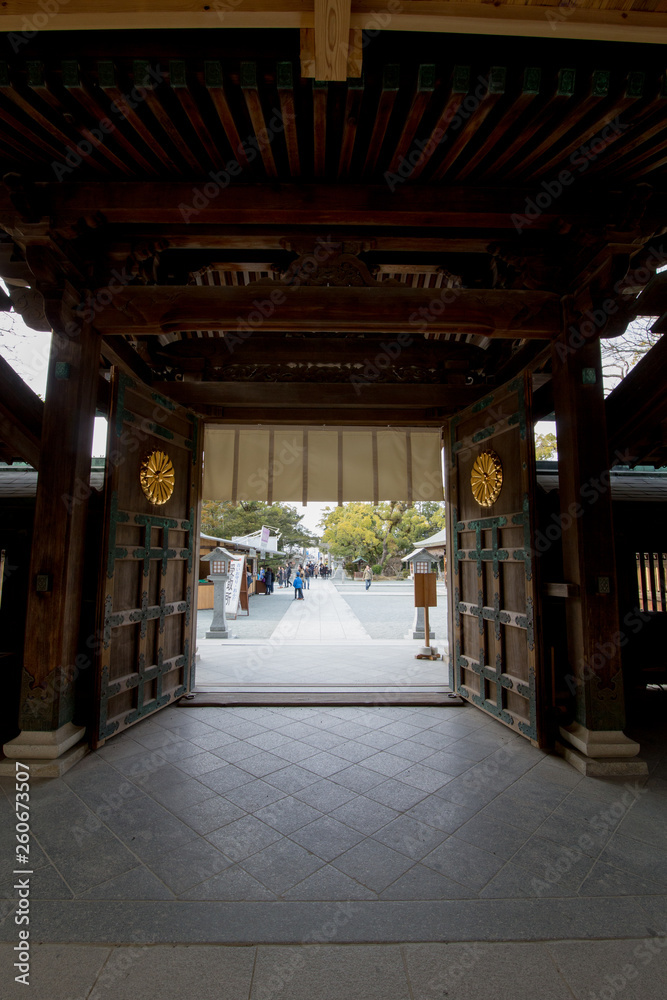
414 572 437 608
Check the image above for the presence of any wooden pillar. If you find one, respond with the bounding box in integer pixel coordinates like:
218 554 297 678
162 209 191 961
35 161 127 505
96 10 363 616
551 329 645 774
1 319 100 775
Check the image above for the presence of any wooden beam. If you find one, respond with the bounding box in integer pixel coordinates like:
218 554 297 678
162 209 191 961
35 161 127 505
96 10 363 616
0 354 43 468
277 62 300 177
100 336 154 385
205 408 449 425
90 285 561 337
156 334 479 368
1 2 667 45
363 65 400 177
153 380 484 409
0 182 602 229
102 231 504 254
240 63 278 177
338 75 364 178
314 0 352 82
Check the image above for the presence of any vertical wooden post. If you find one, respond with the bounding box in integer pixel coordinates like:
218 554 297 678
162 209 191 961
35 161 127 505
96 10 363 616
551 330 644 772
2 317 100 774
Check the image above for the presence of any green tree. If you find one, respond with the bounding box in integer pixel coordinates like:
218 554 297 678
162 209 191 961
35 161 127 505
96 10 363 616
319 500 446 571
535 432 557 461
201 500 316 553
318 503 384 565
393 503 446 553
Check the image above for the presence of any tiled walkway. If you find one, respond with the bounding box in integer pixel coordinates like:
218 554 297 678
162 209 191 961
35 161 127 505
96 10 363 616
269 582 370 641
2 703 666 933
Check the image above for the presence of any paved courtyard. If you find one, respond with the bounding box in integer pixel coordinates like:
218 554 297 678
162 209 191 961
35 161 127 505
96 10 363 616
195 580 449 688
197 579 449 642
1 696 666 997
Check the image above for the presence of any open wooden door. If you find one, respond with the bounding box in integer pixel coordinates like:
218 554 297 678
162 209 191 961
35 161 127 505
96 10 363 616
93 372 201 746
446 372 544 745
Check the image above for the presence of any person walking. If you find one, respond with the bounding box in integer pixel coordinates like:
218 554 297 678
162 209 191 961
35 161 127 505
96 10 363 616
293 572 304 600
265 567 274 595
363 564 373 590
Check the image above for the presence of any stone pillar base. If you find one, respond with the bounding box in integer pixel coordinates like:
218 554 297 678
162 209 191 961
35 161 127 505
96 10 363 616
206 629 230 639
559 722 641 758
557 722 647 776
0 723 88 777
555 741 648 777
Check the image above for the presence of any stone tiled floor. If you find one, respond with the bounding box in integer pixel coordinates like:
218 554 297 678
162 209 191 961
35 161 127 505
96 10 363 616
1 702 665 926
2 939 667 1000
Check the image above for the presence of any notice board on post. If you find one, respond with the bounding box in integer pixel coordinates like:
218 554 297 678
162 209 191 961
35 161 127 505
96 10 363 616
414 572 437 608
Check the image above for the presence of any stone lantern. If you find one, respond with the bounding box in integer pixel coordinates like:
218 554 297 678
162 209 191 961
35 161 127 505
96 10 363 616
201 546 239 639
401 547 439 641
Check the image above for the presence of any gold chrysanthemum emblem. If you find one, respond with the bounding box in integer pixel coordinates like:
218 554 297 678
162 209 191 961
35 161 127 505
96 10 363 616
140 450 175 505
470 449 503 507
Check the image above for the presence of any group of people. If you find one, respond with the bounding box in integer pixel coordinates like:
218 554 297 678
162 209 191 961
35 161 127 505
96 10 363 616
256 566 275 594
253 560 332 600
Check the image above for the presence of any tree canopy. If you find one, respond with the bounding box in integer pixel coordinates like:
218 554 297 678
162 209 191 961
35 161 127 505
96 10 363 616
201 500 316 553
318 501 446 571
535 432 557 461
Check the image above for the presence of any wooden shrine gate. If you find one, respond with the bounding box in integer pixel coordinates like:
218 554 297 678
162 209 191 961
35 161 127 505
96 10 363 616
93 373 201 747
446 373 545 745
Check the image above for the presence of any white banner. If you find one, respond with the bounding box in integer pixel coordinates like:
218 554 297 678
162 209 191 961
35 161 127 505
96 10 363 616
225 557 244 620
